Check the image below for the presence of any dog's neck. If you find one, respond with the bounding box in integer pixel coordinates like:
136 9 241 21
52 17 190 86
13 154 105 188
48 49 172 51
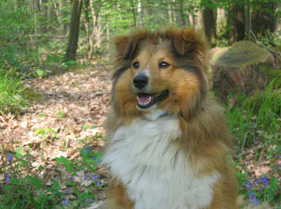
143 109 168 121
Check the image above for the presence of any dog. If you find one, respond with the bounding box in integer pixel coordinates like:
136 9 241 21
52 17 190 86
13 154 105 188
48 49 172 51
102 28 239 209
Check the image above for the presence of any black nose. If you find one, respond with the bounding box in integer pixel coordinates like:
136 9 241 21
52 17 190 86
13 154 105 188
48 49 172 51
133 74 148 89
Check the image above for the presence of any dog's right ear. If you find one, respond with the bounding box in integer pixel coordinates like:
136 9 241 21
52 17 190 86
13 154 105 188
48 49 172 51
114 35 138 60
114 30 152 60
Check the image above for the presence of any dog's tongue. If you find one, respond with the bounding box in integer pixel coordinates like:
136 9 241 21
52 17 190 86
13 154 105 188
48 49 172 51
137 95 152 105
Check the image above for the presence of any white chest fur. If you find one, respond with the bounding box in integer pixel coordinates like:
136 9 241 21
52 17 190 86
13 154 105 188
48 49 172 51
103 117 220 209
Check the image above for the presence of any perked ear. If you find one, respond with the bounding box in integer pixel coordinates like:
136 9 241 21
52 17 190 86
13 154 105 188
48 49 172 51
114 35 137 60
114 30 154 60
164 28 208 57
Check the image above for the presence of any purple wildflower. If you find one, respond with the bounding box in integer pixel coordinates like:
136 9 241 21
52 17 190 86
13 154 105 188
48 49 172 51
66 187 71 195
62 199 68 205
97 158 100 165
92 175 99 180
90 156 95 160
68 176 74 182
246 182 250 189
249 193 255 199
83 174 89 181
90 199 95 204
253 198 259 205
96 181 100 187
5 173 10 184
84 200 88 205
260 176 269 187
7 154 12 164
255 178 260 184
249 192 259 205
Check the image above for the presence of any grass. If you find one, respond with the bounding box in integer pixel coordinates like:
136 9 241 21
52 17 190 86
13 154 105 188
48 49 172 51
226 80 281 208
0 68 27 114
227 80 281 150
0 72 280 208
0 146 103 209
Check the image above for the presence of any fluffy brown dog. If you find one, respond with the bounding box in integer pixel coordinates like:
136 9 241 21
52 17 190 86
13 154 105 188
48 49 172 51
103 28 239 209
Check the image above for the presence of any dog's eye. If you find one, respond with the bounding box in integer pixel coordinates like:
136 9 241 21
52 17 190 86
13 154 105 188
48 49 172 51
132 62 140 69
159 62 170 69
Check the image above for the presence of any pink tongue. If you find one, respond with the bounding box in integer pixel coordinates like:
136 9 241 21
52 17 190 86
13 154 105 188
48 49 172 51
138 95 151 104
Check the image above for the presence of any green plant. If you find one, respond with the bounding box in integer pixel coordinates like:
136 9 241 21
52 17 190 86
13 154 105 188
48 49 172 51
36 68 49 79
0 68 27 114
0 146 103 209
56 111 66 119
227 81 281 149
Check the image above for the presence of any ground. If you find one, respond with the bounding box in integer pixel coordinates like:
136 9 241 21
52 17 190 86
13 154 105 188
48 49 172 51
0 64 280 208
0 65 111 208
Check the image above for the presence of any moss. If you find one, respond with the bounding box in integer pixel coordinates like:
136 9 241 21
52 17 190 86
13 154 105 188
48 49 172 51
258 64 270 74
23 88 41 102
268 69 281 87
211 41 270 68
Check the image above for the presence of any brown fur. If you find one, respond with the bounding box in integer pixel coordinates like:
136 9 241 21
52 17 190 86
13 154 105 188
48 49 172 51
105 28 240 209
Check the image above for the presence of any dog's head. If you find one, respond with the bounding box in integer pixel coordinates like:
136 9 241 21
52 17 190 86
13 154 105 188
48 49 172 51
111 28 209 121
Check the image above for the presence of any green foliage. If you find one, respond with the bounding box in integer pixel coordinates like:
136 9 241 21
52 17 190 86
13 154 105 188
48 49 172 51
238 172 280 207
227 81 281 149
0 147 102 208
36 68 49 79
229 80 280 207
0 69 27 114
56 111 66 119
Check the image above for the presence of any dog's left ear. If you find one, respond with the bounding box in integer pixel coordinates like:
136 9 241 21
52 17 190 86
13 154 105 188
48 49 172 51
167 28 207 57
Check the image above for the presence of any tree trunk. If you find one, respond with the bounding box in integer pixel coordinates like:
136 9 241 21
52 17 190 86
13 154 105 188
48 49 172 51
52 0 63 28
41 0 48 33
210 41 275 101
83 0 92 60
202 3 216 45
175 0 186 26
244 0 250 40
137 0 143 27
89 0 102 56
130 0 136 27
168 0 172 24
251 2 277 36
64 0 83 62
228 1 245 44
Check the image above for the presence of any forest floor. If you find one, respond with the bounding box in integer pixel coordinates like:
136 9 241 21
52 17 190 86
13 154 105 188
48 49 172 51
0 64 111 208
0 63 280 208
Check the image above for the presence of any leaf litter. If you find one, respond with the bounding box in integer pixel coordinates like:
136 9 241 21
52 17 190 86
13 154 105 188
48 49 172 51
0 65 111 208
0 64 280 208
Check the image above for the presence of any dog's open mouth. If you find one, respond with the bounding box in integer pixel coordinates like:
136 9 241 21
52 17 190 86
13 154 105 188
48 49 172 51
137 90 169 109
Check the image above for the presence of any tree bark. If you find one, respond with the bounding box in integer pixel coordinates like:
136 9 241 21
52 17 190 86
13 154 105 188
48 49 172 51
168 0 172 24
137 0 143 27
228 1 245 44
130 0 136 27
175 0 186 26
52 0 63 28
244 0 250 40
210 41 275 101
251 1 277 36
89 0 102 55
83 0 92 59
202 2 216 45
41 0 48 33
64 0 83 62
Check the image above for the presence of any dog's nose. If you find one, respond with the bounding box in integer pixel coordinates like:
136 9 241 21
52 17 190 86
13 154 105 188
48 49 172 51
133 74 148 89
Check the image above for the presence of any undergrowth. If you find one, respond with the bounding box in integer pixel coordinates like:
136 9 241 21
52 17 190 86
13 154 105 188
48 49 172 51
0 69 27 114
226 81 281 150
0 146 103 209
227 80 281 208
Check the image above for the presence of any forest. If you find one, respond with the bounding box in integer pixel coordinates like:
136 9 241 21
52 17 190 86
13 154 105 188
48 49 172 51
0 0 280 208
